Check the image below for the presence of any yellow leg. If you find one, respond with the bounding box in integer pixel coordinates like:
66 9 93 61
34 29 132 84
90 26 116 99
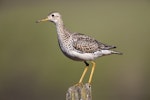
78 66 89 84
88 61 96 84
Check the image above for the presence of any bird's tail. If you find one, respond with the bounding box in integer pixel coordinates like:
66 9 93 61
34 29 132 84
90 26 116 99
101 50 123 55
111 50 123 55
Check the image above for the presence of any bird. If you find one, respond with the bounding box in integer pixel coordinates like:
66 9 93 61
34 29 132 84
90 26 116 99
36 12 122 85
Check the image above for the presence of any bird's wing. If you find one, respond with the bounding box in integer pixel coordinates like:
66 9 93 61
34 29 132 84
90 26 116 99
72 33 115 53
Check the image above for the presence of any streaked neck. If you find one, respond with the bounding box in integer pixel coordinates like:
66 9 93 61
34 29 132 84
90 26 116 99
55 20 70 39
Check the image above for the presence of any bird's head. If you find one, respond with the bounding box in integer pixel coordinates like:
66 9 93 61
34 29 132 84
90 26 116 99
36 12 62 24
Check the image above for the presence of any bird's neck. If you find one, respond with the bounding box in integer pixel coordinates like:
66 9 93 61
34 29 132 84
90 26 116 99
55 21 71 40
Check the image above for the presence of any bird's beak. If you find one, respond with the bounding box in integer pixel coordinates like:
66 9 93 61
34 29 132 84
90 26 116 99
36 17 49 23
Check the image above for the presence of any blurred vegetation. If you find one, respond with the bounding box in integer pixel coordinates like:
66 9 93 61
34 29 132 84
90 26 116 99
0 0 150 100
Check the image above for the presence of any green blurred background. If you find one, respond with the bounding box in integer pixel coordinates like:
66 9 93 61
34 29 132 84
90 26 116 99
0 0 150 100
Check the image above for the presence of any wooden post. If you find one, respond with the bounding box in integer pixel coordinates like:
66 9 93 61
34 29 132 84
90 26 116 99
66 83 92 100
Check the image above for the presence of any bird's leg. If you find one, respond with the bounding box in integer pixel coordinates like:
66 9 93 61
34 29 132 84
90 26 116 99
88 61 96 84
84 61 89 66
78 61 89 84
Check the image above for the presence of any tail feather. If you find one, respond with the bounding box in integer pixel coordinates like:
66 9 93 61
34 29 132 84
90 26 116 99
104 45 116 50
111 50 123 55
101 50 123 55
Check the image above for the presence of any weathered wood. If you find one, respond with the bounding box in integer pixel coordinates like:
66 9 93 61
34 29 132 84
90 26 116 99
66 83 92 100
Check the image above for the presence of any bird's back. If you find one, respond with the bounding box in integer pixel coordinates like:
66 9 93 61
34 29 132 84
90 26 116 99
72 33 116 53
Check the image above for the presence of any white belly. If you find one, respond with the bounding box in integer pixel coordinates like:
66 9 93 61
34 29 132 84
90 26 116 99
66 50 101 61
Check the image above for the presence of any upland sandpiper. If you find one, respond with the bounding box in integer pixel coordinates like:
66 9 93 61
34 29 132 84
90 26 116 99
36 12 122 84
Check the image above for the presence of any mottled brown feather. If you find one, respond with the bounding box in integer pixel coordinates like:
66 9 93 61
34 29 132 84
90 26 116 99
72 33 116 53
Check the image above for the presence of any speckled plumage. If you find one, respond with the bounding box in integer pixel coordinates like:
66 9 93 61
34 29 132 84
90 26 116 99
37 12 122 84
37 12 122 61
72 33 116 53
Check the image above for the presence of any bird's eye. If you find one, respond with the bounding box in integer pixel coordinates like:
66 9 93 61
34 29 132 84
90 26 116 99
52 14 54 17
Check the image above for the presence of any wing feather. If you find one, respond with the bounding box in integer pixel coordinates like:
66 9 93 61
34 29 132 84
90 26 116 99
72 33 116 53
